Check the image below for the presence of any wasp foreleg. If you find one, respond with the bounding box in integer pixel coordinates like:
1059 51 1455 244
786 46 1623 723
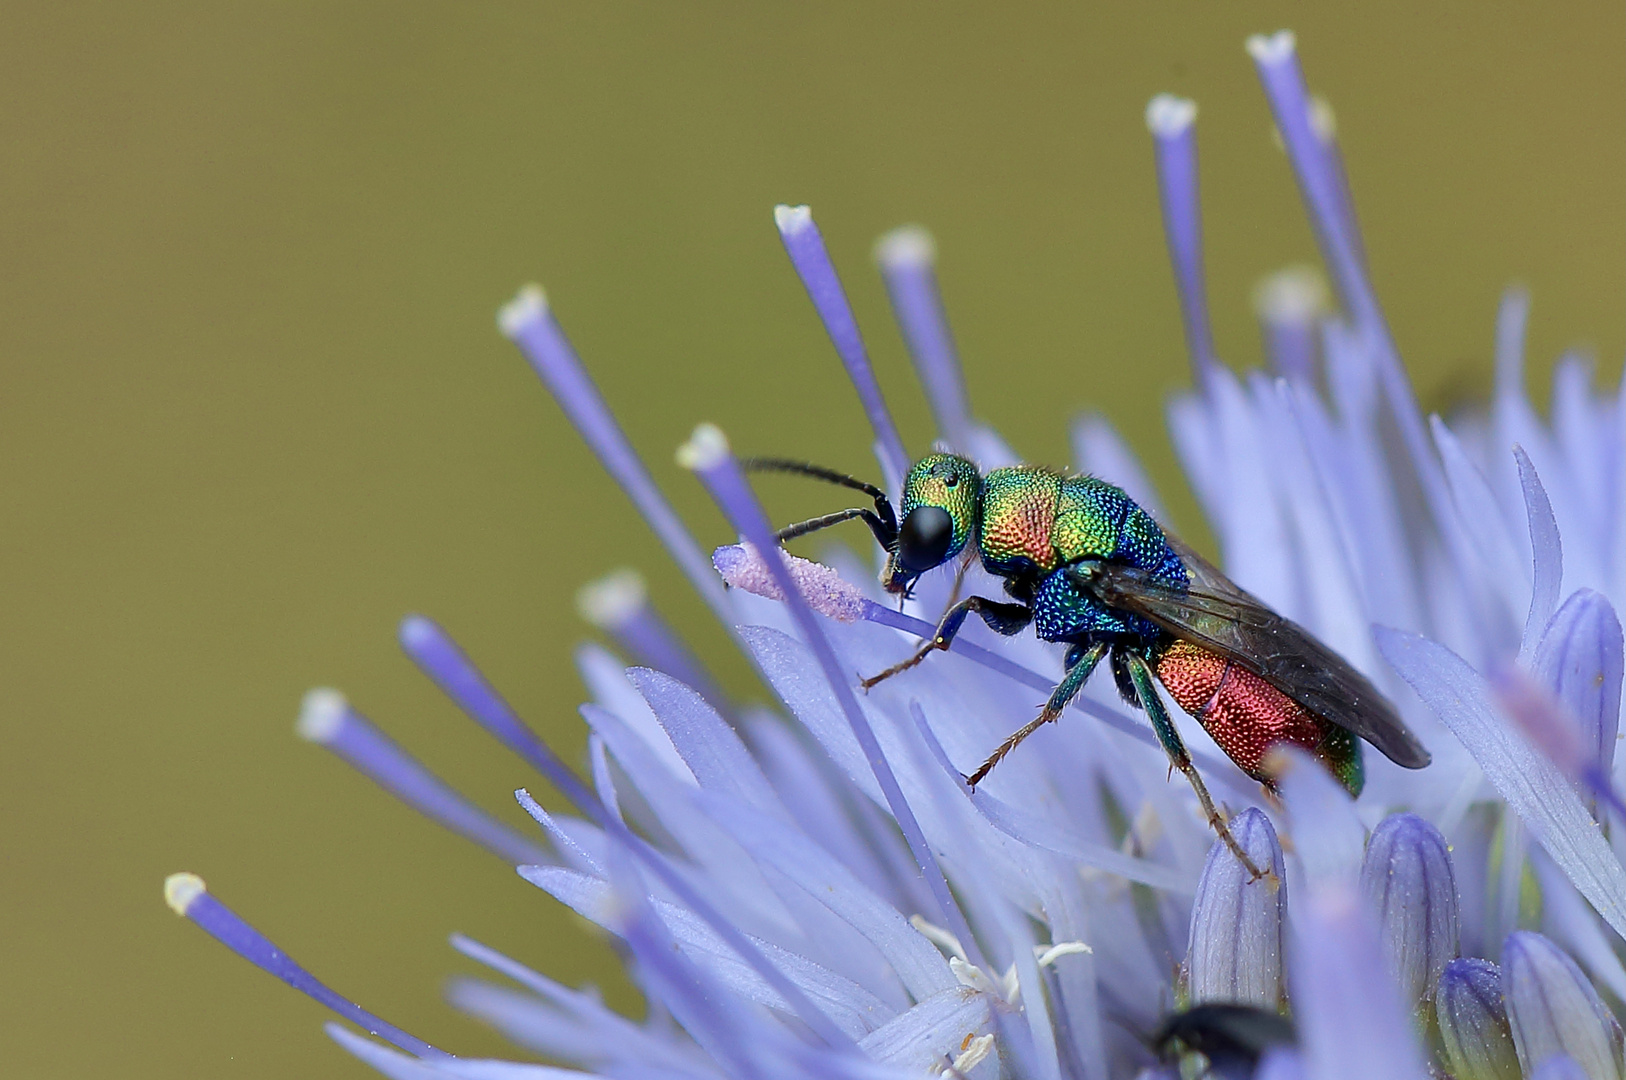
1122 650 1271 883
860 595 1032 690
966 641 1107 787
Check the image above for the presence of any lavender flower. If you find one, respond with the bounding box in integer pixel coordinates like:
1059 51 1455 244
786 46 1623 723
166 28 1626 1080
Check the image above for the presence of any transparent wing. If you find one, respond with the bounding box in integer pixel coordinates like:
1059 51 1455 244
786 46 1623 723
1076 537 1431 769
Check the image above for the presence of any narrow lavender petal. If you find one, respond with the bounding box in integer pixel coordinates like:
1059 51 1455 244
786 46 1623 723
296 690 550 867
875 225 972 450
398 615 597 814
1186 807 1287 1008
684 423 985 971
1358 812 1460 1009
1254 1048 1308 1080
163 874 443 1059
521 865 893 1040
1495 666 1590 787
514 789 604 875
1289 883 1432 1080
1531 850 1626 1004
775 207 909 480
1268 745 1365 889
694 789 955 1001
322 1028 461 1080
577 569 729 713
1518 446 1565 657
1437 958 1521 1080
1534 590 1624 777
854 987 994 1073
1504 930 1624 1080
626 668 786 818
1377 627 1626 938
499 287 733 627
1145 95 1217 384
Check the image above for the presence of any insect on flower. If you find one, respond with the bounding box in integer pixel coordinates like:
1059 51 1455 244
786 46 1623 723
744 452 1432 874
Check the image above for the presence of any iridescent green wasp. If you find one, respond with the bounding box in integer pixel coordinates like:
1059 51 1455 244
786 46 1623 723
746 452 1430 872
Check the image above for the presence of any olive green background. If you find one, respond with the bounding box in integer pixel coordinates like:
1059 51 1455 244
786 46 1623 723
2 3 1620 1076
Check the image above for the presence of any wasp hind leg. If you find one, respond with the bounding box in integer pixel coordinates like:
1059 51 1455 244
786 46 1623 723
1120 649 1271 883
966 641 1107 787
861 595 1032 690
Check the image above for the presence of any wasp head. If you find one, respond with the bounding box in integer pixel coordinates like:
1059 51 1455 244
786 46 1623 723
883 453 980 594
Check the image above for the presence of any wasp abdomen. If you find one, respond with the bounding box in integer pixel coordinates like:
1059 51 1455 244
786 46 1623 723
1154 640 1363 795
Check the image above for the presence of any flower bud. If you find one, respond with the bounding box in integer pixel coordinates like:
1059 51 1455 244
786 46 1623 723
1438 958 1521 1080
1504 930 1624 1080
1359 812 1460 1008
1186 807 1287 1008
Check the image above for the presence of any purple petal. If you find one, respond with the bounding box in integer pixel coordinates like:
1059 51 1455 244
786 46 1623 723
1534 590 1624 777
1376 627 1626 938
1503 930 1624 1080
1517 446 1564 656
1186 807 1287 1008
1289 883 1431 1080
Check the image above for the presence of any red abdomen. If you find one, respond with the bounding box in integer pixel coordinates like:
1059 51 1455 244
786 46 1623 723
1154 640 1363 795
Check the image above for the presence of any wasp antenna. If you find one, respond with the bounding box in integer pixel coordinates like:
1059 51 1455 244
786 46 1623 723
740 457 898 546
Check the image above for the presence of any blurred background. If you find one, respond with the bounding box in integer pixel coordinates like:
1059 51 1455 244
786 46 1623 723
0 2 1620 1076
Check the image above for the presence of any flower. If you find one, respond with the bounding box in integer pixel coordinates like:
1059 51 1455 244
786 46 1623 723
165 28 1626 1080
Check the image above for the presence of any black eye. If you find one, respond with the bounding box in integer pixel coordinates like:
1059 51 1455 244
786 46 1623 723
897 506 954 573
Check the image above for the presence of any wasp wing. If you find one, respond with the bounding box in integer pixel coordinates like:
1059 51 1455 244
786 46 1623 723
1077 538 1431 769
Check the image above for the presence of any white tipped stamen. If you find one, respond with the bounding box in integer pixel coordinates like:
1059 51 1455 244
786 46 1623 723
1254 265 1329 324
576 568 648 629
297 688 349 743
1246 29 1297 62
773 204 813 236
164 872 207 916
1035 941 1093 967
1145 94 1198 136
676 423 729 471
874 224 936 269
949 1034 996 1075
497 284 549 337
910 913 970 962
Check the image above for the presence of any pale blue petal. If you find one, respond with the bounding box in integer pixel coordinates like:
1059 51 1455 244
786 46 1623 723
1271 746 1365 890
627 668 787 817
855 987 994 1072
1289 885 1431 1080
1504 930 1623 1080
1531 849 1626 1003
1534 590 1624 776
1376 627 1626 938
1517 446 1565 657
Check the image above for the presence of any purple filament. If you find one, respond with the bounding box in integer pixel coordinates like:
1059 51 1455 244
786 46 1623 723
299 692 550 867
499 289 733 629
398 618 854 1049
169 878 445 1059
1146 95 1219 386
397 615 599 815
876 227 973 450
1247 34 1449 523
775 207 910 481
689 428 990 973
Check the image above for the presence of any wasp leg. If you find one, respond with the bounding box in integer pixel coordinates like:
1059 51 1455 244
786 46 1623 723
860 595 1032 690
1122 650 1270 882
966 641 1107 787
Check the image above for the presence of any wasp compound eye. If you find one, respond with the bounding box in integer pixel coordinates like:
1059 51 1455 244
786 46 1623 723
897 505 954 572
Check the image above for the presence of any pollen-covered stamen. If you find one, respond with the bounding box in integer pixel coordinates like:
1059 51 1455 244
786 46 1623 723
875 224 973 451
162 873 446 1059
1146 93 1219 384
498 283 733 628
712 542 867 623
774 205 910 482
683 422 990 973
297 689 550 867
577 568 730 712
1253 265 1327 382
